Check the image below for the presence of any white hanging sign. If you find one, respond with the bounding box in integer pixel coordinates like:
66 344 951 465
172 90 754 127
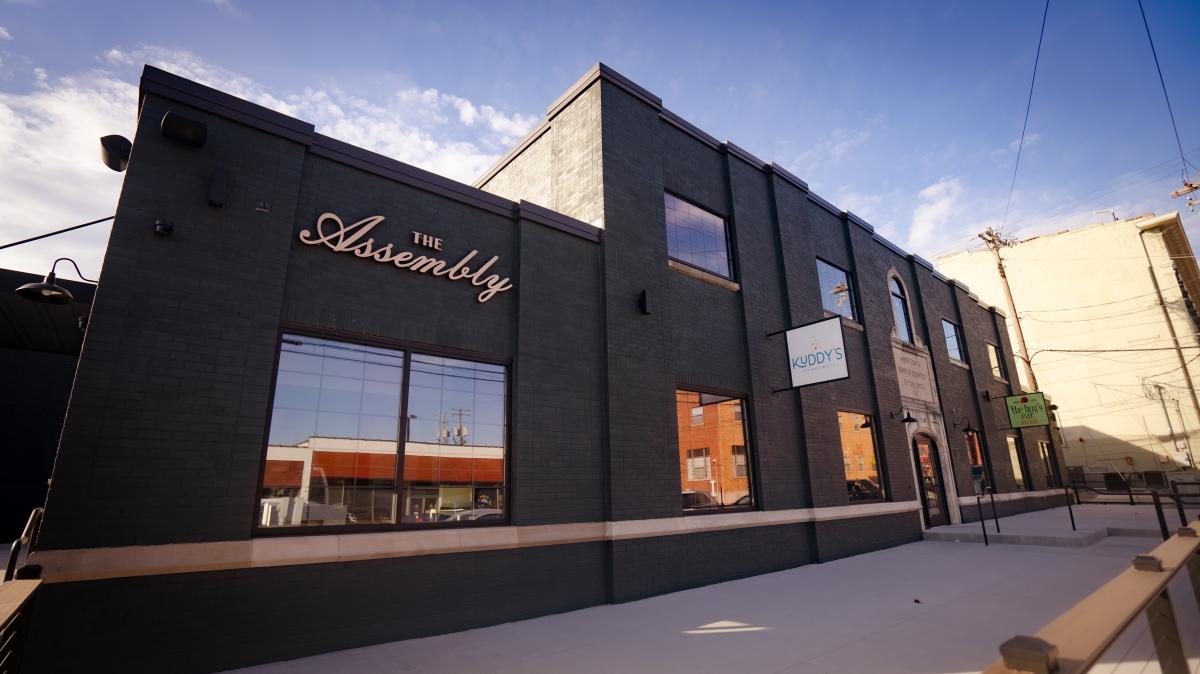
299 212 514 303
785 316 849 388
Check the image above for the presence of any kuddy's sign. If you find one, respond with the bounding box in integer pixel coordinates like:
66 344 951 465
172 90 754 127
299 212 514 303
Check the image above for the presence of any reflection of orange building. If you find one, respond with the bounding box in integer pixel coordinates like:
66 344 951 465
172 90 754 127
675 391 750 506
837 412 882 501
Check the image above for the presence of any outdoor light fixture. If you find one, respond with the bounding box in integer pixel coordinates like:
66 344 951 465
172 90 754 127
981 390 992 401
890 410 918 424
160 111 207 148
15 258 93 305
859 417 873 430
951 417 978 434
99 135 132 172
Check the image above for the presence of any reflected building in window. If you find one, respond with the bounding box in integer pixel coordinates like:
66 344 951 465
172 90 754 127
675 390 753 510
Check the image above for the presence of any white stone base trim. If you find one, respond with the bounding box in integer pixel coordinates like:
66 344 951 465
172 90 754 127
29 502 921 584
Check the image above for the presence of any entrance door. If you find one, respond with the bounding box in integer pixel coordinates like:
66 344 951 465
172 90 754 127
913 436 948 527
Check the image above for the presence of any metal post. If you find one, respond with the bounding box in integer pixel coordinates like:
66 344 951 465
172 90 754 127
1153 490 1170 541
1172 482 1188 527
1145 590 1189 674
989 489 1001 533
1064 484 1076 531
977 495 989 546
1129 478 1137 506
1073 483 1081 505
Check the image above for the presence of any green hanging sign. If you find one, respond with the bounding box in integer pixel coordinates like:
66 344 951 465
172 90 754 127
1005 392 1049 428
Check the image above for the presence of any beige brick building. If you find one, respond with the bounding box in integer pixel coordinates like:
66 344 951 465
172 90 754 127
937 212 1200 478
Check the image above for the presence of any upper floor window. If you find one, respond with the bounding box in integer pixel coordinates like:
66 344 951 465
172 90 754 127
817 259 856 320
665 192 732 279
941 320 965 363
986 343 1006 381
889 278 913 343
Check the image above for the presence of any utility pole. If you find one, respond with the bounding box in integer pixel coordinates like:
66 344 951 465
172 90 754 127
979 227 1039 391
1154 384 1183 465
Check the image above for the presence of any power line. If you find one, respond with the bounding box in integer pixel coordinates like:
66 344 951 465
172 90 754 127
1018 290 1164 314
0 216 115 251
1137 0 1195 184
1000 0 1051 233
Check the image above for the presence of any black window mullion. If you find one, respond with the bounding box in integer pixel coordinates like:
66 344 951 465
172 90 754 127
393 350 412 530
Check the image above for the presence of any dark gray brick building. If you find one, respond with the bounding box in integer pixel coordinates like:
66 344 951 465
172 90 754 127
17 63 1064 672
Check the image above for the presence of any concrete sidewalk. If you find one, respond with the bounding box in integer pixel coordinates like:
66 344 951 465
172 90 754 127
225 507 1168 674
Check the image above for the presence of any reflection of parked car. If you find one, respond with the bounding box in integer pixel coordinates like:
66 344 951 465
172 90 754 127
847 479 881 501
682 491 717 510
732 495 752 507
446 508 504 522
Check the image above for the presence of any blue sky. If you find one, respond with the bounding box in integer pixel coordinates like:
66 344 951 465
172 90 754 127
1 0 1197 278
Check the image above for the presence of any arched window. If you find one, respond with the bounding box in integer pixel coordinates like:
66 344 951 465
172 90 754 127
889 277 913 343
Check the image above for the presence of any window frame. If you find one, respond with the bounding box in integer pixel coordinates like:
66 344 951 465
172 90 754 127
816 258 858 321
889 276 914 344
663 190 737 282
837 410 887 504
253 325 513 537
675 386 758 515
986 342 1007 381
941 319 966 364
1006 434 1030 491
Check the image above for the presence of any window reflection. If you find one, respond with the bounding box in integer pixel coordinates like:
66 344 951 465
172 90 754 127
676 390 754 511
817 259 856 320
965 430 988 494
890 278 913 343
402 355 506 523
1007 436 1026 489
260 336 404 527
665 193 732 278
839 412 884 501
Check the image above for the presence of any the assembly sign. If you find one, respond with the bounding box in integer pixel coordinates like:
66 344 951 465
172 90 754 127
785 316 849 388
1005 392 1049 428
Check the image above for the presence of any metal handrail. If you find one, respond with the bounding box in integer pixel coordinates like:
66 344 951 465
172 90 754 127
983 520 1200 673
3 508 43 583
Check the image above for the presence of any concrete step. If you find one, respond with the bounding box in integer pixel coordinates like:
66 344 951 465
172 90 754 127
923 527 1107 547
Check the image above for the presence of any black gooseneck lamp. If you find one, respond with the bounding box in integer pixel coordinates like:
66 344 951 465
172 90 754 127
15 258 94 304
890 409 918 424
952 417 978 435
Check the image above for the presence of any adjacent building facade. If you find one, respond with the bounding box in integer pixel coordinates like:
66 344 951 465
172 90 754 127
937 213 1200 478
17 64 1065 672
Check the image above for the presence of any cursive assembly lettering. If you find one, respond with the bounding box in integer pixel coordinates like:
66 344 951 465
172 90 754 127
299 212 515 303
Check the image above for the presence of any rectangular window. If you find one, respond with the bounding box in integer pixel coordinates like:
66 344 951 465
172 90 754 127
732 445 748 478
839 411 884 502
676 390 754 510
258 334 507 530
987 343 1006 380
965 430 988 495
691 406 704 426
1038 441 1059 488
665 192 732 279
817 259 856 320
1007 435 1026 490
687 448 711 480
942 320 965 363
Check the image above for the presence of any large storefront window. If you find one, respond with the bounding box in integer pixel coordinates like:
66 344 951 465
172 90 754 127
676 390 753 511
403 355 507 523
258 334 506 529
839 411 884 501
965 430 988 494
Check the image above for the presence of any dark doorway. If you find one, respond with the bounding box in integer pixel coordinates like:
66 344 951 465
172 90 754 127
913 435 948 528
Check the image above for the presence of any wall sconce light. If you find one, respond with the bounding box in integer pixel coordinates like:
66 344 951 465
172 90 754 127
160 111 207 148
859 417 873 430
890 409 918 424
981 390 992 401
952 417 978 434
99 135 132 172
15 258 94 304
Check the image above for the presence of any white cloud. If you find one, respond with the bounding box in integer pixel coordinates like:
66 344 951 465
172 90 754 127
989 132 1041 161
208 0 242 17
909 177 965 253
0 26 12 41
788 114 884 178
0 46 538 277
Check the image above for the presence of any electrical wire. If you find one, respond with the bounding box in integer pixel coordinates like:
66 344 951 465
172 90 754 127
1137 0 1196 184
1000 0 1051 233
1017 290 1164 314
0 216 115 251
